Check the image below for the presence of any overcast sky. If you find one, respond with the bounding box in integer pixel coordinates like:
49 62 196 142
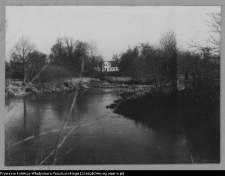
6 6 220 61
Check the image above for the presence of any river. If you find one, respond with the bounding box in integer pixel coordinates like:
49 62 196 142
5 82 220 166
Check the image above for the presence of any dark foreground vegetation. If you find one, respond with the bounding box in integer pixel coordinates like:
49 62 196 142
110 86 219 130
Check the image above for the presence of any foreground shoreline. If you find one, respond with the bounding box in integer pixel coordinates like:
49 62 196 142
109 87 220 132
5 77 100 98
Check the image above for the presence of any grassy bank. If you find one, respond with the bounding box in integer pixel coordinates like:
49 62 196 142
95 76 153 89
5 77 100 98
102 76 152 85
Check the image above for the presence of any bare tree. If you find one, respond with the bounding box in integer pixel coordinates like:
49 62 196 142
159 31 178 91
10 36 36 85
206 13 221 55
63 38 91 69
88 40 97 57
190 13 221 56
63 37 76 69
75 41 91 58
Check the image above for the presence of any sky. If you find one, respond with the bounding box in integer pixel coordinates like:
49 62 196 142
6 6 221 61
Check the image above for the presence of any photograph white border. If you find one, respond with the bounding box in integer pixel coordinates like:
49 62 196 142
0 0 224 170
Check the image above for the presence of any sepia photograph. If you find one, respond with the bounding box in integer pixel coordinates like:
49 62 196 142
4 5 221 167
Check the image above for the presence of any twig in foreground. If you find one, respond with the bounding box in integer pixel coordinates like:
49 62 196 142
39 115 86 165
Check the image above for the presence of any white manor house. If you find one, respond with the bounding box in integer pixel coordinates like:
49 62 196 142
95 61 119 72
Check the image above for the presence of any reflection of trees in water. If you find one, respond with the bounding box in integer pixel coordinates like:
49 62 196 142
22 91 92 125
22 96 42 138
43 93 73 121
131 117 194 163
22 97 43 165
23 97 27 137
72 89 115 121
75 90 92 111
119 109 220 163
184 126 220 163
5 96 44 165
67 90 91 123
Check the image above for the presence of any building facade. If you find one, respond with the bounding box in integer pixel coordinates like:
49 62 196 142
102 61 119 72
95 61 119 72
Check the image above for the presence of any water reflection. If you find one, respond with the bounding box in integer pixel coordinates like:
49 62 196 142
23 96 27 137
5 86 219 165
122 110 220 164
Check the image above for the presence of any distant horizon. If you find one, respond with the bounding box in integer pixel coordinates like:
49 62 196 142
6 6 221 61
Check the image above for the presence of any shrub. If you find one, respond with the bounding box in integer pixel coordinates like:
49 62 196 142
39 65 70 84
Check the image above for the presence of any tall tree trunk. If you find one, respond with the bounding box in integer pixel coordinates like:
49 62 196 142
23 59 26 86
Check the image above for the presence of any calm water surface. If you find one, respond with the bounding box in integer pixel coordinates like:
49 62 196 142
5 83 219 165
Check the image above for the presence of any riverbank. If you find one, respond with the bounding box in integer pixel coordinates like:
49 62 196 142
109 87 220 132
102 76 152 85
5 77 100 98
95 76 153 89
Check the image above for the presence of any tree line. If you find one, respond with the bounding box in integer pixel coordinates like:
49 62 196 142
113 13 220 93
115 30 219 85
5 36 104 85
6 13 220 93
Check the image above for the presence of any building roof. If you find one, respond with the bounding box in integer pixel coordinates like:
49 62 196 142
103 61 118 67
